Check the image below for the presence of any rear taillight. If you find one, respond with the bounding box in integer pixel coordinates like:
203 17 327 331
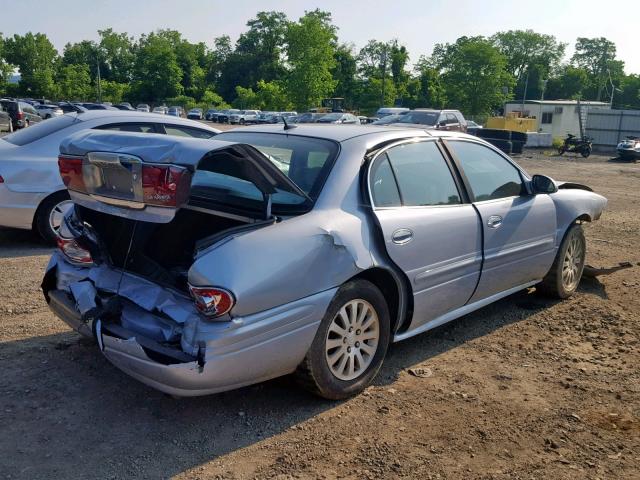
142 165 190 207
58 156 87 193
17 112 24 120
57 236 93 265
0 175 4 183
189 285 235 318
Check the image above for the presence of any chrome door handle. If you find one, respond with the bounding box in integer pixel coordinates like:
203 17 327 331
487 215 503 228
392 228 413 245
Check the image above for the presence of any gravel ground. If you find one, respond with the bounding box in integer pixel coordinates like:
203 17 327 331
0 147 638 480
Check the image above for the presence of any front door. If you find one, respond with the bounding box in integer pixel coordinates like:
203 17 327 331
445 139 557 301
368 139 483 329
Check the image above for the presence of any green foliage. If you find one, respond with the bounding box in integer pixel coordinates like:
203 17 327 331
98 28 135 83
255 80 292 110
285 9 337 110
56 64 92 100
100 80 129 104
432 36 514 117
233 85 258 109
132 32 183 102
545 66 589 100
4 32 59 98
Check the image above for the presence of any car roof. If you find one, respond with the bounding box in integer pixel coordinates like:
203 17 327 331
68 110 219 131
227 124 480 143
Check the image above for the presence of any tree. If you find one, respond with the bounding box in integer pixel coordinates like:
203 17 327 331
62 40 101 79
411 56 447 108
56 64 92 100
614 74 640 109
255 80 292 110
432 36 513 117
331 44 357 108
571 37 624 101
0 34 14 95
492 30 565 100
236 11 288 83
4 32 59 98
100 80 129 104
131 32 183 102
233 85 258 109
544 66 589 100
98 28 135 83
285 10 337 110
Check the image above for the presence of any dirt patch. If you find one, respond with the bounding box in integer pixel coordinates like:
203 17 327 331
0 149 638 479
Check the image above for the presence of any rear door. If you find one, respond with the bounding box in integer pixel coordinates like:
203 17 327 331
368 139 482 329
445 139 557 301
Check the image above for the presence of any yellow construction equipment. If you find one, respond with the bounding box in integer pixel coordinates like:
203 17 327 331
486 112 537 133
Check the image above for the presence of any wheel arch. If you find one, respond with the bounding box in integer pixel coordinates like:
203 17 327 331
31 189 70 230
347 266 411 337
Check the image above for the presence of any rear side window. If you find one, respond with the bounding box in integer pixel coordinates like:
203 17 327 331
448 140 524 201
97 123 157 133
370 155 401 207
383 141 461 206
163 125 215 139
1 115 79 146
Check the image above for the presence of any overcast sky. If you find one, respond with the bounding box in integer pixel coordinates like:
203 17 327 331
1 0 637 73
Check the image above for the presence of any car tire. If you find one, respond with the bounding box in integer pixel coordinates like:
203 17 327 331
240 119 245 125
477 128 511 141
34 191 73 244
537 223 586 299
295 280 391 400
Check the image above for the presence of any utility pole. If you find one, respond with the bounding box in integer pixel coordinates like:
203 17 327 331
96 57 102 103
380 44 387 108
520 70 529 117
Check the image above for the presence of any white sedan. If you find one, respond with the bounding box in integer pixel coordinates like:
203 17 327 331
0 110 220 242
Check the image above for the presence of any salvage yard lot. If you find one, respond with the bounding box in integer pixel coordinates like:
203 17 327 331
0 148 638 479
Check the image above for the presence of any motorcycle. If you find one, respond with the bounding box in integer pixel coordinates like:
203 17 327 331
616 136 640 162
558 133 593 158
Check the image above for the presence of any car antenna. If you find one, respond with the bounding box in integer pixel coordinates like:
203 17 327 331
282 115 296 130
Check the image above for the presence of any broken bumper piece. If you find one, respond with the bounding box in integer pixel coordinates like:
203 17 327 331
44 255 337 396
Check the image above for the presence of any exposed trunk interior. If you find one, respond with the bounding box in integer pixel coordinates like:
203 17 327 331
77 205 250 292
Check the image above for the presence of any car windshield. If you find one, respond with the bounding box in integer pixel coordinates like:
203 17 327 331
395 111 439 126
2 114 80 146
204 131 339 207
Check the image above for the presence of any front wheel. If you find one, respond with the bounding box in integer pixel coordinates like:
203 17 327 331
580 145 592 158
537 223 586 299
295 280 390 399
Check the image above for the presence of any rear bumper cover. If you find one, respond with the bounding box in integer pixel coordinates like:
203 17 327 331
44 260 335 396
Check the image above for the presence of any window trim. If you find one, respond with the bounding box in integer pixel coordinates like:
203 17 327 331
157 123 218 138
441 138 531 203
94 122 161 134
366 137 468 210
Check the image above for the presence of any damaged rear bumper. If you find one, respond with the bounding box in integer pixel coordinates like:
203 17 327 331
43 256 336 396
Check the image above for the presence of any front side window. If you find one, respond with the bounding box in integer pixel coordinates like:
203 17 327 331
448 140 524 201
372 141 461 207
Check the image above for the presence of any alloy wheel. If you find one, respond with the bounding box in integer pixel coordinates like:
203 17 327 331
325 299 380 381
49 200 74 236
562 234 584 290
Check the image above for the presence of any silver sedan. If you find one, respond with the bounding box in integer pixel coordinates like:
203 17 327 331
0 110 219 242
43 124 606 399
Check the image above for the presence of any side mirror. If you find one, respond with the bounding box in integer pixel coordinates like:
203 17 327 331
531 174 558 194
438 120 447 127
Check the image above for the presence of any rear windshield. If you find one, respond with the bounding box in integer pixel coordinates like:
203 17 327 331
2 114 80 146
396 111 439 126
198 131 339 210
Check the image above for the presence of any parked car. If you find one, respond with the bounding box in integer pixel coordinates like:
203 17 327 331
41 124 606 399
114 103 136 111
0 104 12 132
0 111 220 243
0 99 42 129
294 112 325 123
229 110 260 125
35 104 64 119
82 103 119 111
388 109 467 132
59 103 88 114
153 106 168 115
466 120 483 135
216 109 239 123
205 109 219 121
187 108 203 120
616 136 640 161
372 114 405 125
167 106 184 117
136 104 150 112
316 112 361 124
376 107 410 117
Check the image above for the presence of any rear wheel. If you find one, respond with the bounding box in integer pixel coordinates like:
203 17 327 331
538 223 586 299
35 192 73 244
558 145 566 155
295 280 390 399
